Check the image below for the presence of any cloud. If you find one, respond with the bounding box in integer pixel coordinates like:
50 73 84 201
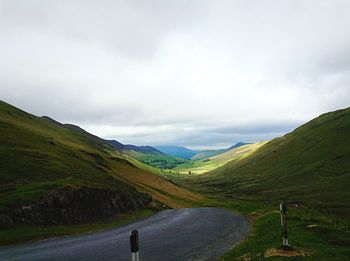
0 0 349 148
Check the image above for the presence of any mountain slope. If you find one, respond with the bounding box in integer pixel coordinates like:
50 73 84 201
191 142 250 160
155 146 198 159
209 141 266 163
170 142 266 175
125 145 162 154
0 100 202 225
103 141 188 169
193 107 350 215
227 142 250 150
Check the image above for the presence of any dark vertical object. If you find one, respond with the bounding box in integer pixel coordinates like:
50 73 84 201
130 230 140 261
279 202 289 246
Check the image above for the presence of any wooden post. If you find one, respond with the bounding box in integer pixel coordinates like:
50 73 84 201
279 202 289 246
130 230 139 261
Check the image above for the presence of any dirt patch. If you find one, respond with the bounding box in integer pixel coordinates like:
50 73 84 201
249 212 260 221
237 252 252 261
265 247 310 258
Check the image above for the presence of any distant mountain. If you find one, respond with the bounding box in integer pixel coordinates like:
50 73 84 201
107 139 127 151
191 142 250 160
155 146 198 159
125 145 164 154
228 142 250 150
122 146 188 169
102 141 188 169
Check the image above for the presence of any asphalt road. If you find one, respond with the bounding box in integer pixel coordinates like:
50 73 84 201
0 207 250 261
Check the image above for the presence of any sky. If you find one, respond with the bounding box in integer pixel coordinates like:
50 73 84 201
1 0 350 149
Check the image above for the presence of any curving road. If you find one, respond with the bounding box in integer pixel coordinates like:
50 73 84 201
0 208 249 261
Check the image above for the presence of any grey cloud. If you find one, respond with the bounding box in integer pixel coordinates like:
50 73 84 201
1 0 349 148
0 0 203 59
207 123 298 135
99 122 299 149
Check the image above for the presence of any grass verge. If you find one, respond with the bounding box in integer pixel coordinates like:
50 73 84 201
201 199 350 260
0 209 154 246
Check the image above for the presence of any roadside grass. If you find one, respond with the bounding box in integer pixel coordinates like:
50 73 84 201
198 198 350 260
223 207 349 260
0 209 154 246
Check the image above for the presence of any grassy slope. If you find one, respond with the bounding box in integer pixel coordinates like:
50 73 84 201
189 107 350 214
190 142 251 160
166 107 350 260
170 142 267 175
0 100 202 211
191 148 228 160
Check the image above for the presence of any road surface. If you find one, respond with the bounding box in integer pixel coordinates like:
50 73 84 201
0 207 249 261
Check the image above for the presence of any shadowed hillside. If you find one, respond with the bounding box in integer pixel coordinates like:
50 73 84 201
155 146 198 159
0 100 202 227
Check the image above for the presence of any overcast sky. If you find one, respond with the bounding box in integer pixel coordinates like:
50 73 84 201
1 0 349 149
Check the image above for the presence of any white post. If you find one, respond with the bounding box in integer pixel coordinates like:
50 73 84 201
131 252 139 261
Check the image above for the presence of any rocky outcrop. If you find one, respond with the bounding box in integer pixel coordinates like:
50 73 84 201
0 214 14 229
10 187 151 226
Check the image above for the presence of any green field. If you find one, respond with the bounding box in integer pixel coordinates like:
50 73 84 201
168 142 267 175
124 149 188 170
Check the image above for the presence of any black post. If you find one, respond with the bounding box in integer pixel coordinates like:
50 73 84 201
279 202 289 246
130 230 139 261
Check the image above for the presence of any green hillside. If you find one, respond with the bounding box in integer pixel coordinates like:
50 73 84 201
191 142 250 160
166 107 350 260
184 107 350 215
191 148 228 160
170 142 267 175
106 141 189 169
0 100 202 214
124 149 188 169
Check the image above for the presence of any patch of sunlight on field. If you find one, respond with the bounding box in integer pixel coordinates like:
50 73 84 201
170 141 268 175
